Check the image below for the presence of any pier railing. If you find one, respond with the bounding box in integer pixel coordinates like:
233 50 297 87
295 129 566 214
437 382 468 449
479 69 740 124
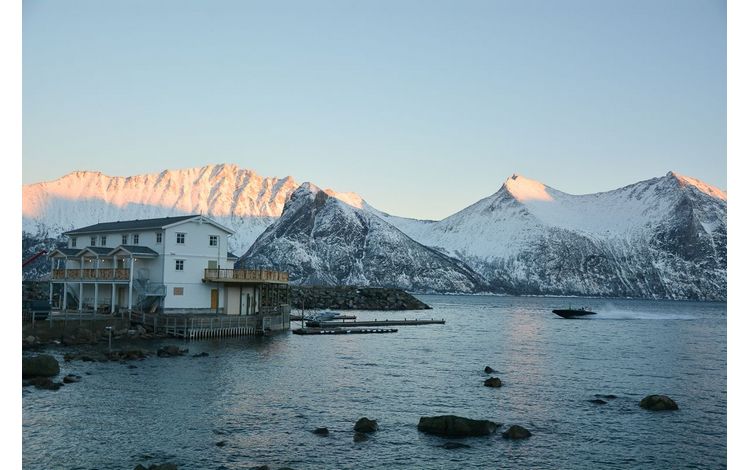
203 268 289 283
52 268 130 281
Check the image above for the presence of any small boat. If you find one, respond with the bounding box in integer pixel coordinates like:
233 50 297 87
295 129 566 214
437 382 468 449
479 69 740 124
553 307 597 319
305 310 345 322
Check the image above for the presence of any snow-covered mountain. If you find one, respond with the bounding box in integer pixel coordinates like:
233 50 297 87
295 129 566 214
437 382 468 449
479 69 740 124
237 183 490 293
22 163 298 253
379 172 727 300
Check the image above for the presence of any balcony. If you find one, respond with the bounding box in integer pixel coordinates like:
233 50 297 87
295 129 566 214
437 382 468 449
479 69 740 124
52 268 131 281
203 268 289 284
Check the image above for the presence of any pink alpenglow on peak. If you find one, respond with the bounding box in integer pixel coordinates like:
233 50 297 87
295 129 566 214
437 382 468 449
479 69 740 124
668 171 726 201
502 174 554 202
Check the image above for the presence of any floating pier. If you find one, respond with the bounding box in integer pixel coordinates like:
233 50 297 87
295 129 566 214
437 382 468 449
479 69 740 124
303 318 445 328
292 327 398 335
290 314 357 321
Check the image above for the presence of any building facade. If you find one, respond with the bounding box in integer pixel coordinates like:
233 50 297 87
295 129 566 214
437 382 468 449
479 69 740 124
48 215 290 324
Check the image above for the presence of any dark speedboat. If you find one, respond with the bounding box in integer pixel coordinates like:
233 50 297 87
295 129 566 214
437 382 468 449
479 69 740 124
553 307 597 319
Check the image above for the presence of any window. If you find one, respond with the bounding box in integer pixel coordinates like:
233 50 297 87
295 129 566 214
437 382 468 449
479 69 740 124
122 234 128 245
156 232 162 243
132 234 139 245
90 236 96 246
71 237 77 248
100 236 107 246
176 232 185 244
209 235 218 246
175 259 184 271
173 287 184 296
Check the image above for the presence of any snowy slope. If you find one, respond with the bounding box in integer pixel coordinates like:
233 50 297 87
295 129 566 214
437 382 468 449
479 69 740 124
380 172 726 300
238 183 490 293
22 163 298 253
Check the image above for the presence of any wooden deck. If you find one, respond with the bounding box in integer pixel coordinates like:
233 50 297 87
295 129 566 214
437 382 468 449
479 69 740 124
292 327 398 335
130 311 290 338
303 318 445 328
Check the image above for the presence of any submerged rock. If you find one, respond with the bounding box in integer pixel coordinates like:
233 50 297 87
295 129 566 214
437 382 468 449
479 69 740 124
589 399 607 405
353 432 369 442
22 354 60 378
157 346 187 357
354 417 378 433
62 374 82 384
484 366 496 373
484 377 502 388
640 395 679 411
215 440 227 447
502 425 532 439
312 427 329 436
440 442 471 449
192 352 209 358
595 394 618 400
418 415 498 437
29 377 62 391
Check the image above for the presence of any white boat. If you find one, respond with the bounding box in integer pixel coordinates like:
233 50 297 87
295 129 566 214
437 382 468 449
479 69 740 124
305 311 345 322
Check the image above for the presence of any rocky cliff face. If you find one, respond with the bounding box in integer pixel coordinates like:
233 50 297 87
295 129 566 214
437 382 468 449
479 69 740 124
237 183 491 293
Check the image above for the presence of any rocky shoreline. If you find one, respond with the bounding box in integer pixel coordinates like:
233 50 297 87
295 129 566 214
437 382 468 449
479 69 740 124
290 286 431 310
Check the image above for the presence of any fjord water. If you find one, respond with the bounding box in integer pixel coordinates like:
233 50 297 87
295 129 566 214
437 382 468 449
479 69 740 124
22 296 726 469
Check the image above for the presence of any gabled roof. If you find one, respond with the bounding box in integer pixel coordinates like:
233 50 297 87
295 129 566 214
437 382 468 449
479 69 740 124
48 248 81 257
108 245 159 257
76 247 112 256
226 252 239 260
63 215 200 235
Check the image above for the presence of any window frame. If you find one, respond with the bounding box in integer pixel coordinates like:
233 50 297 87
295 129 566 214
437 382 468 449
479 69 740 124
132 234 139 245
175 259 184 271
122 234 128 245
176 232 186 244
71 237 77 248
90 236 96 246
209 235 218 246
156 232 162 243
100 235 107 246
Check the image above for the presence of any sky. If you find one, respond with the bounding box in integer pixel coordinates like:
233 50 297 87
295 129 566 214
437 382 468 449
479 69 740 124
23 0 726 220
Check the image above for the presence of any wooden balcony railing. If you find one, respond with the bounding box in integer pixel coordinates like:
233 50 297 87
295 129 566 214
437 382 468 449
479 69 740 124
203 268 289 283
52 268 130 281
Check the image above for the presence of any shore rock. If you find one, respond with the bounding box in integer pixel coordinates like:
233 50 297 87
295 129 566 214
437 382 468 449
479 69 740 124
312 427 329 436
502 425 532 439
354 417 378 433
484 377 502 388
22 354 60 378
29 377 62 391
192 352 209 358
640 395 679 411
484 366 496 373
63 374 82 384
157 346 187 357
418 415 498 437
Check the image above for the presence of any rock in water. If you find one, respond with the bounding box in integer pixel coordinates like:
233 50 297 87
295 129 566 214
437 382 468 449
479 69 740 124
502 425 532 439
640 395 679 411
484 377 502 387
417 415 498 437
484 366 496 373
157 346 186 357
354 417 378 433
440 442 471 449
353 432 369 442
22 354 60 378
312 427 329 436
62 374 82 384
589 399 607 405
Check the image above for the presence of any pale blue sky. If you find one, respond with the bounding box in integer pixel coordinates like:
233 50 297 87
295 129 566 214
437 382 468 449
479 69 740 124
23 0 726 219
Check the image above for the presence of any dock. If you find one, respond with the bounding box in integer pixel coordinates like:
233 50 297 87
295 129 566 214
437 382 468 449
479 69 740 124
303 318 445 328
293 327 398 335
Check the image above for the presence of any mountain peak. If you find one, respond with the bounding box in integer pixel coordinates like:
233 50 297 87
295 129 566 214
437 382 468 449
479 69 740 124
502 174 553 202
666 171 726 201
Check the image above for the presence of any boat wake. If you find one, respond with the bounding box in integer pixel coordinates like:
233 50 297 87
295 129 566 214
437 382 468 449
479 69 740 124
593 304 696 320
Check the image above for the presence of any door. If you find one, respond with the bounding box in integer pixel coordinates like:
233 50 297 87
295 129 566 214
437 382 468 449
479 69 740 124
210 289 219 310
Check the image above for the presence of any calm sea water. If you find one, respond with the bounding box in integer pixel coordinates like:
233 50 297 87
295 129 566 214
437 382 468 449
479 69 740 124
22 295 727 469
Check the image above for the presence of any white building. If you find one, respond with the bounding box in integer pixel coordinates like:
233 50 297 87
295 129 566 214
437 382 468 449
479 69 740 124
48 215 290 323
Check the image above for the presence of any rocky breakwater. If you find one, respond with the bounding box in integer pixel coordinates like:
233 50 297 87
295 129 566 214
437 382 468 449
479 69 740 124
290 286 431 310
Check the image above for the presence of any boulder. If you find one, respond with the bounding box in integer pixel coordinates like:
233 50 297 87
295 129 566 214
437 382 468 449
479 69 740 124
22 354 60 378
215 440 227 447
440 442 471 449
502 425 532 439
29 377 62 391
417 415 498 437
353 432 369 442
484 377 502 388
484 366 496 373
640 395 679 411
312 427 329 436
595 394 617 400
354 417 378 433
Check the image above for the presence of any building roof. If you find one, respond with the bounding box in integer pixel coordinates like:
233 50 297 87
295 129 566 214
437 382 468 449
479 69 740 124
77 247 112 256
48 248 81 257
226 251 239 260
110 245 160 256
63 215 200 235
